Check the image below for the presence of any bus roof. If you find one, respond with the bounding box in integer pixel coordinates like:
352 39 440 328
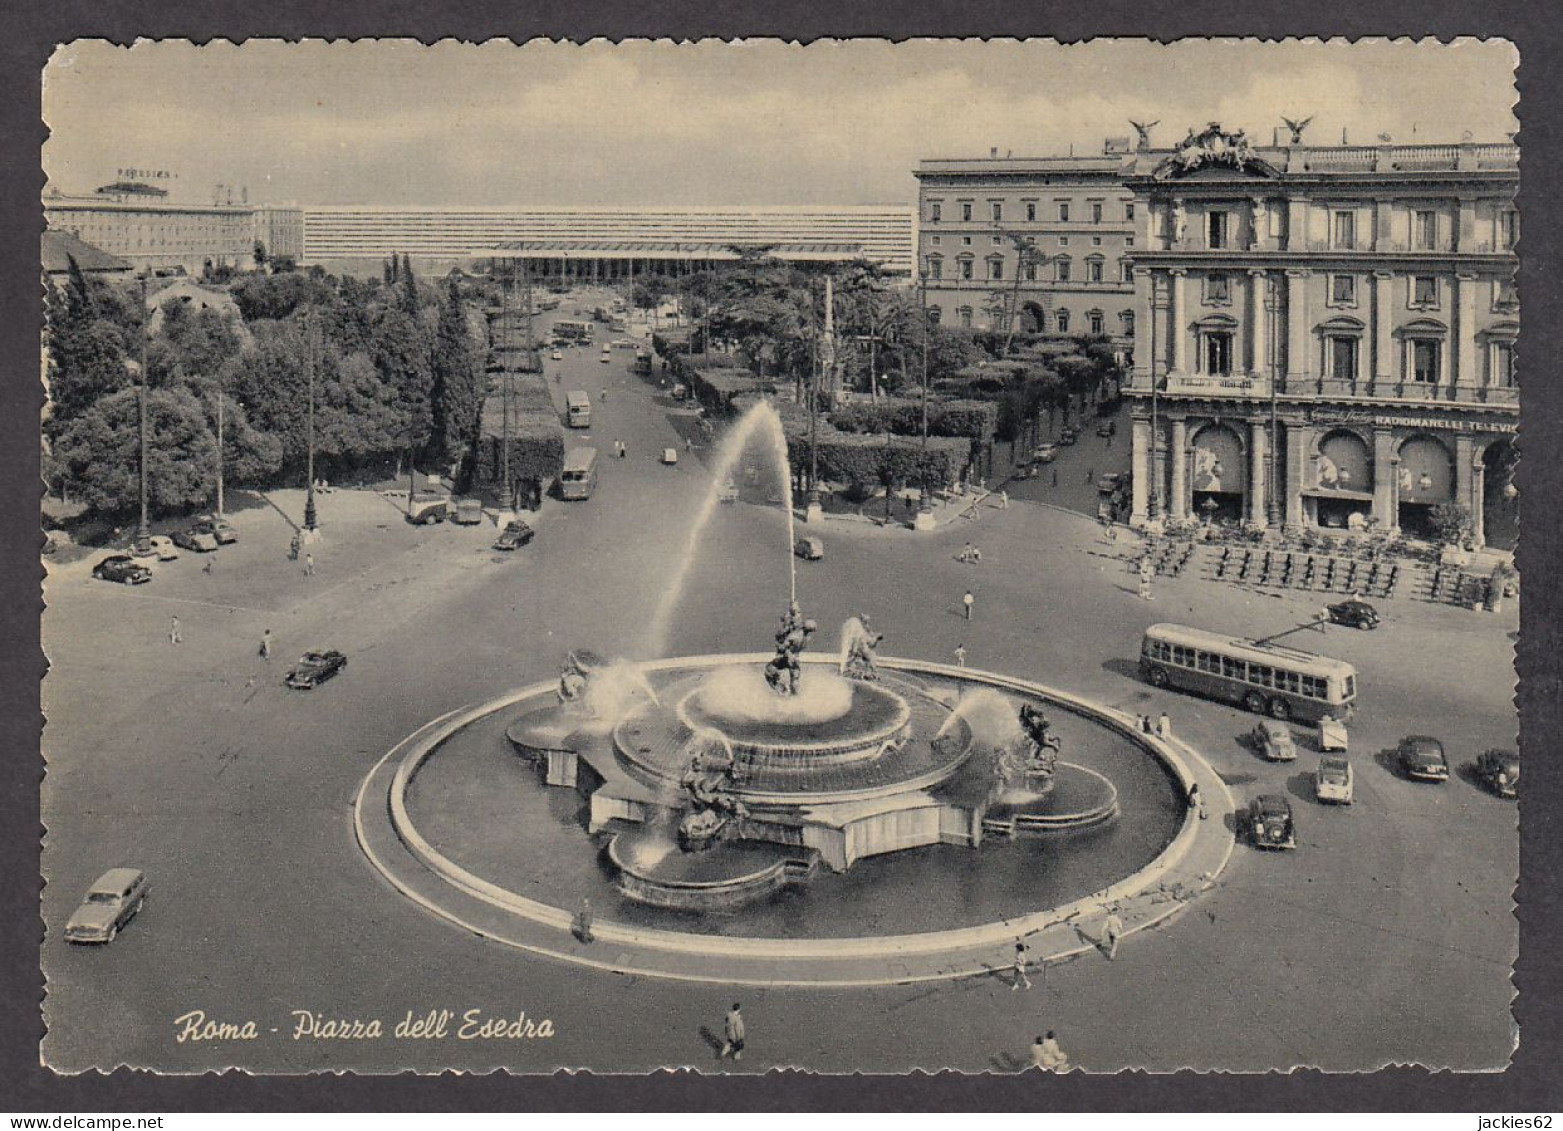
563 447 597 471
1143 622 1356 675
565 390 592 406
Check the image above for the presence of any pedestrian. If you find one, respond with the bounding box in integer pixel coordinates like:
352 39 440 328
289 533 301 561
259 629 273 661
1086 467 1094 485
998 489 1009 510
1318 605 1331 632
720 1003 746 1061
1011 941 1032 991
1187 781 1207 821
963 590 975 620
600 388 608 401
304 551 315 577
169 616 182 645
573 898 595 944
1032 1031 1070 1071
954 643 967 669
1051 467 1059 488
1103 909 1126 960
1157 710 1172 739
960 542 974 564
202 558 214 575
1140 714 1154 736
685 435 694 452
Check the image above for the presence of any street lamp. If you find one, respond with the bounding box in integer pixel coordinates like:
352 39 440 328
1389 455 1403 532
303 311 318 533
916 270 935 531
134 273 151 549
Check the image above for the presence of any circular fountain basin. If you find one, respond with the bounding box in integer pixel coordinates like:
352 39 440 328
608 829 820 911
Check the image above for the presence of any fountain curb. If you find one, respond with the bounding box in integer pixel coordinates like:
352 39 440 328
355 656 1237 984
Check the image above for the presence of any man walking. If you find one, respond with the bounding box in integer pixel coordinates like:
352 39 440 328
963 590 975 620
1086 466 1095 485
720 1003 746 1061
1011 940 1032 991
169 616 182 645
573 898 595 944
998 489 1008 510
1103 909 1126 960
1138 558 1154 601
259 629 273 661
304 551 315 577
1051 467 1059 488
1157 710 1172 739
1187 781 1207 821
954 643 967 669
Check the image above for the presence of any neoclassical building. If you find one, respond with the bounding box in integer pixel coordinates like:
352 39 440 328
1123 126 1518 548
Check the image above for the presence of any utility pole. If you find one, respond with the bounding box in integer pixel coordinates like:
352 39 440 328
215 387 224 518
135 274 150 547
501 262 514 513
304 311 318 532
915 272 935 531
805 280 824 525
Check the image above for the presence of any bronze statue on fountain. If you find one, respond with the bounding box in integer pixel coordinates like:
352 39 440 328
764 601 817 696
677 733 750 851
842 614 884 682
991 702 1065 798
556 649 605 710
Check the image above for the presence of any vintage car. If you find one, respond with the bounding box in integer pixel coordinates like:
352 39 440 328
406 493 452 524
286 649 348 689
1249 719 1299 762
144 535 180 561
1096 420 1117 437
1096 472 1129 494
193 516 238 544
1326 598 1381 630
794 536 825 561
661 447 679 465
172 527 220 553
1031 442 1060 464
1248 794 1297 850
65 868 149 944
1474 748 1519 800
450 498 485 526
1059 426 1080 446
91 554 153 585
717 480 740 504
550 350 563 360
1315 755 1355 804
494 519 536 552
1397 735 1450 783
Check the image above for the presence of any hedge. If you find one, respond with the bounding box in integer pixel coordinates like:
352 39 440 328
782 422 969 489
826 397 998 446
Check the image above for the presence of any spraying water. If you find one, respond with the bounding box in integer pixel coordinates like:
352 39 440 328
936 688 1023 746
646 401 797 656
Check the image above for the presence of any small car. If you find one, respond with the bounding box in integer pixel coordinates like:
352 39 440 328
1474 748 1519 800
599 354 611 363
65 868 148 944
494 519 535 551
1032 443 1060 464
661 448 679 465
286 649 348 689
1096 472 1128 494
194 517 238 544
550 350 563 360
1096 421 1117 437
145 535 180 561
91 554 152 585
1248 794 1297 850
1326 598 1381 630
794 536 824 561
717 480 740 504
1059 427 1080 446
1397 735 1450 783
406 494 451 525
450 498 485 526
1315 755 1355 804
1249 719 1298 762
172 527 220 553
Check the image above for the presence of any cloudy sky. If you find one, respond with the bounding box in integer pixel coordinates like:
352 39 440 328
43 38 1517 208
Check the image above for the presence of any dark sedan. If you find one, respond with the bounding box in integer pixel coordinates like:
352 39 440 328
1397 735 1450 783
494 520 536 552
1327 598 1381 630
1475 748 1519 799
91 554 152 585
1247 794 1297 850
193 516 238 544
285 649 348 690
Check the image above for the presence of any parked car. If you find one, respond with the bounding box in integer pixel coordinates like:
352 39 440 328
1315 755 1355 804
661 448 679 465
1096 420 1117 437
450 498 485 526
1326 598 1381 630
64 868 148 944
91 554 152 585
1250 719 1299 762
172 528 220 553
794 536 824 561
494 519 535 552
406 494 452 525
1247 795 1297 850
285 649 348 690
1032 443 1060 464
193 516 237 544
1474 748 1519 800
1059 426 1080 446
145 535 180 561
717 480 740 504
1397 735 1450 783
1096 472 1128 494
550 350 563 360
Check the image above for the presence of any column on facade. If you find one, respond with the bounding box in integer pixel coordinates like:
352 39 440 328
1130 416 1152 525
1285 269 1310 388
1248 269 1268 376
1455 274 1479 394
1248 421 1269 528
1455 435 1476 533
1372 427 1398 530
1284 421 1313 529
1457 195 1478 253
1150 270 1170 382
1169 269 1187 374
1284 196 1309 251
1132 268 1153 389
1471 462 1487 549
1169 418 1188 521
1372 271 1395 394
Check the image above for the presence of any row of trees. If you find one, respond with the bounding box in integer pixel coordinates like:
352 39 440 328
44 255 487 519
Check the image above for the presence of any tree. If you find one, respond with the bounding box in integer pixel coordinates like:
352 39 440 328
53 386 219 516
401 254 417 313
372 305 434 472
44 256 131 434
428 278 483 466
1428 502 1476 548
254 240 268 270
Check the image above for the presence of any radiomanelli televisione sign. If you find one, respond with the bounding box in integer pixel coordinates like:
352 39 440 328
115 167 178 180
1308 406 1517 434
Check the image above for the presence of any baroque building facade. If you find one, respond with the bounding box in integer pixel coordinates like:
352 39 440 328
1122 127 1518 548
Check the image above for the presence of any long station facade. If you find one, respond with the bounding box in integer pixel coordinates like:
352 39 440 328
1122 126 1518 548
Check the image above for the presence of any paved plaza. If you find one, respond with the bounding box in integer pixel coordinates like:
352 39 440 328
41 327 1518 1074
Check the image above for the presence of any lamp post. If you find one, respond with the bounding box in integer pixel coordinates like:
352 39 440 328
135 273 151 549
805 289 822 525
303 311 318 533
915 271 936 531
1389 455 1402 533
215 386 224 518
1266 275 1282 528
